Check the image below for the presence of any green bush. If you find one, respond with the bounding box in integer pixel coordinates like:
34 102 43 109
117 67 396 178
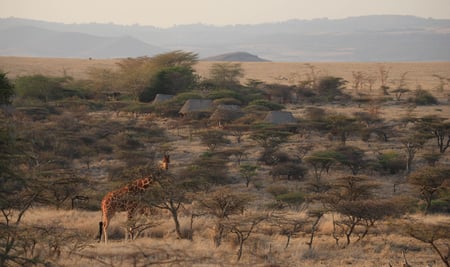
0 72 14 105
212 97 242 106
377 150 406 174
139 66 197 102
171 92 203 104
270 163 307 180
15 75 82 102
429 198 450 213
422 152 442 166
275 191 305 207
316 76 347 102
410 89 438 105
207 89 240 100
247 99 284 111
266 184 290 197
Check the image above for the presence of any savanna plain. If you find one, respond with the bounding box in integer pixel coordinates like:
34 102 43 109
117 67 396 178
0 56 450 267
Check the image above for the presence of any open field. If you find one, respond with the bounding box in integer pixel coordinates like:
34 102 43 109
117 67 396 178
19 207 446 267
1 56 450 93
1 56 449 266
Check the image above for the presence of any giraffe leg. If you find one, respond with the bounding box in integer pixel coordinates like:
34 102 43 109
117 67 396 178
103 221 108 244
126 208 135 241
102 214 110 244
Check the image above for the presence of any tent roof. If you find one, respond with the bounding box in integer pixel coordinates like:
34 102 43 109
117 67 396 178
179 99 213 114
152 94 174 103
264 111 297 125
216 104 241 111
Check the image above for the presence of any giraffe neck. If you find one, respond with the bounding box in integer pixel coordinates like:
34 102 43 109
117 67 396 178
161 154 170 170
127 177 153 192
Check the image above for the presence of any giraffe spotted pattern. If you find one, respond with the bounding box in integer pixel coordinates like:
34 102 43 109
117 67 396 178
99 155 169 243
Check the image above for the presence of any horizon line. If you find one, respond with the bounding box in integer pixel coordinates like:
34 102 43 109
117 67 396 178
2 14 450 29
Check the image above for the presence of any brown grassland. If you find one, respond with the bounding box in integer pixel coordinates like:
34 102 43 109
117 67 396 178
1 56 450 266
2 56 450 89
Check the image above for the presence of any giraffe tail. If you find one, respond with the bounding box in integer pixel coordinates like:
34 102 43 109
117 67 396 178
97 221 103 242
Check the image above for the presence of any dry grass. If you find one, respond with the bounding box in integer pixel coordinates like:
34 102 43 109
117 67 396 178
19 207 446 267
2 56 450 93
0 56 120 79
196 61 450 93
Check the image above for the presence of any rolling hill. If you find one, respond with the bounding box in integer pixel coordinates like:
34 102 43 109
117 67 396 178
0 25 164 58
1 15 450 61
202 52 269 62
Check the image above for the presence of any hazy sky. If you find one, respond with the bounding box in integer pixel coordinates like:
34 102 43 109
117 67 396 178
2 0 450 28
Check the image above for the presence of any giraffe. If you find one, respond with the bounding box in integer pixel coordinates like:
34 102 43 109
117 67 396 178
160 153 170 170
99 176 154 243
99 155 170 243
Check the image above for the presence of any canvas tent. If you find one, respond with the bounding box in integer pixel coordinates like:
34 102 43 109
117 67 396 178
179 99 214 115
264 111 297 125
152 94 174 103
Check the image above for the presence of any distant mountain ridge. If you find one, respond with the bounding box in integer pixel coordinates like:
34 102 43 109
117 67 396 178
1 15 450 61
0 25 163 58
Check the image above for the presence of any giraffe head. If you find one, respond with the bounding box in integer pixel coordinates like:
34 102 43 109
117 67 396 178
161 154 170 170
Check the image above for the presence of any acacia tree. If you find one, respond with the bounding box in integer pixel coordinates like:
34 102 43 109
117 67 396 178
416 115 450 154
401 219 450 267
226 123 250 144
270 162 307 182
378 65 390 95
208 62 244 89
86 67 117 98
225 214 266 261
115 57 154 101
391 71 410 101
432 74 449 93
408 166 450 213
332 198 404 247
239 164 258 187
333 145 367 175
139 66 193 101
265 84 294 104
304 150 338 181
195 187 253 247
325 114 360 145
250 126 291 165
0 113 44 266
351 71 367 93
305 210 325 249
315 76 347 102
324 176 403 247
117 51 198 102
150 50 198 68
222 147 248 166
401 132 428 173
37 169 90 209
198 130 230 152
144 173 193 239
270 213 308 249
294 143 313 163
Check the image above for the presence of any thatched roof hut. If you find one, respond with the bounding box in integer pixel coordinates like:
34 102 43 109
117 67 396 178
264 111 297 125
216 104 241 112
179 99 213 115
209 105 244 125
